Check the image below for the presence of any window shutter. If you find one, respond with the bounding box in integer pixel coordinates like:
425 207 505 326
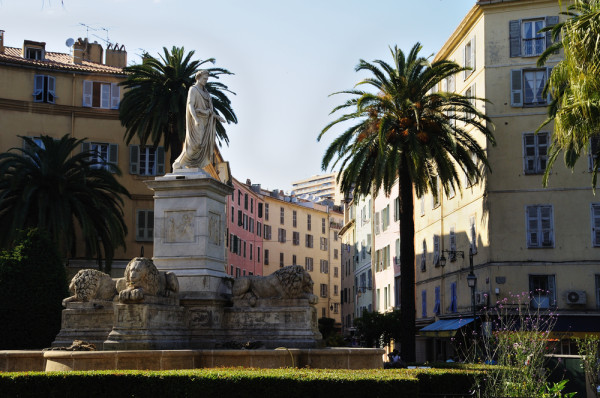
545 16 559 51
450 283 457 312
108 143 118 165
540 206 553 246
129 145 139 174
136 210 145 240
434 286 440 314
527 206 539 247
33 75 44 102
47 76 56 103
546 67 553 103
422 290 427 318
81 141 90 154
110 83 120 109
100 84 110 109
471 35 476 73
511 69 523 106
82 80 93 107
433 235 440 266
509 20 521 57
593 205 600 246
156 146 165 175
524 134 536 173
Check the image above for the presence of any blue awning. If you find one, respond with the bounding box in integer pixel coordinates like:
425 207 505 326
419 318 475 337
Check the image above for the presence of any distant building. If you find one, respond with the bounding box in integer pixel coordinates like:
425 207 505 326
291 172 344 205
339 199 356 339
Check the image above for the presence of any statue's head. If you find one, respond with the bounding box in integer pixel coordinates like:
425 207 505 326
124 257 160 295
195 70 210 82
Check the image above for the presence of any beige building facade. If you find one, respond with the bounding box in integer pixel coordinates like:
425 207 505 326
261 190 342 325
0 32 168 274
415 0 600 362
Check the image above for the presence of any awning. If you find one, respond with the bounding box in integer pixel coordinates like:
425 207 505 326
549 315 600 339
419 318 475 338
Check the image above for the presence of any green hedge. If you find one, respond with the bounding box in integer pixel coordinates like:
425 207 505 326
0 367 482 398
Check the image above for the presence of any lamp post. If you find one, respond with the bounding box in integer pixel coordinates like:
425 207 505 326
466 248 477 322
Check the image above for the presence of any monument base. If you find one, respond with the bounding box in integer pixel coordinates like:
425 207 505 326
104 297 189 350
52 301 114 348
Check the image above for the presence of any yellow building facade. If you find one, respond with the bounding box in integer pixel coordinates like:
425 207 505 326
415 0 600 362
0 32 169 274
261 191 342 324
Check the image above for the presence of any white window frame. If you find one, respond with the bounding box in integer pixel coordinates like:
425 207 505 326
521 18 546 57
33 75 56 104
511 68 552 107
463 36 476 80
82 80 120 109
129 145 165 176
591 204 600 247
82 142 118 171
526 205 554 248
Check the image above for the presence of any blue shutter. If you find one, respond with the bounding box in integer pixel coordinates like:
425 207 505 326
451 283 457 313
82 80 93 107
422 290 427 318
110 83 120 109
81 142 90 154
33 75 44 102
434 286 440 315
545 16 559 51
509 20 521 57
46 76 56 103
129 145 139 175
511 69 523 107
108 144 118 165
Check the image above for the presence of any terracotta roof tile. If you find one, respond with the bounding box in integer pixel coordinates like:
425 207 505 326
0 47 125 75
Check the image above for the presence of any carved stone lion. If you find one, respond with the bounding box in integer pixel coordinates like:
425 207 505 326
232 265 318 306
116 257 179 303
62 269 117 306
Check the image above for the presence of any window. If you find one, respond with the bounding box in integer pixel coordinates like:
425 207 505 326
25 47 43 60
244 194 248 210
250 198 254 214
293 210 297 227
307 214 311 231
334 267 338 278
265 204 269 221
231 206 234 223
236 268 241 278
529 274 556 308
420 239 426 271
305 257 314 272
280 207 284 225
250 243 253 260
465 84 476 118
306 234 313 248
257 247 261 263
449 226 457 260
375 212 380 235
280 252 284 267
588 136 600 172
511 68 552 107
82 142 118 171
257 222 262 237
320 259 329 274
510 17 558 57
592 205 600 247
238 210 243 227
433 235 440 267
382 205 390 231
322 218 326 234
258 203 263 218
320 284 328 298
421 290 427 318
264 249 269 265
523 132 549 174
450 283 457 312
433 286 441 315
136 209 154 241
278 228 286 243
334 249 338 259
320 237 328 251
264 225 272 240
469 215 477 254
463 36 476 79
82 80 120 109
128 145 165 176
293 231 300 245
33 75 55 103
432 177 441 209
292 254 297 265
526 205 554 248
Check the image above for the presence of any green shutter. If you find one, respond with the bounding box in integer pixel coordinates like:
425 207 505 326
129 145 139 175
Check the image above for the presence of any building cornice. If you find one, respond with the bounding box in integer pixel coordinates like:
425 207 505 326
0 97 120 120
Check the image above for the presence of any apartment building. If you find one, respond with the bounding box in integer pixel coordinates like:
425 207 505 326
261 189 342 324
0 32 169 274
226 178 265 277
415 0 600 362
291 172 344 206
339 200 356 338
353 194 374 319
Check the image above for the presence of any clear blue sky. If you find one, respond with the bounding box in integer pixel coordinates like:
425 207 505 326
1 0 475 192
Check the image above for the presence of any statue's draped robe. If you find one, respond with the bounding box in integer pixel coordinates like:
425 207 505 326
172 85 216 169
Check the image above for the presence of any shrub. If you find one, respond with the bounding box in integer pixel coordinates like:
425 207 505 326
0 228 69 349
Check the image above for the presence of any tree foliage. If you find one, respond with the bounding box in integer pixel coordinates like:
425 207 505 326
538 0 600 188
319 43 495 361
0 228 69 349
119 46 237 167
0 135 130 271
354 310 402 349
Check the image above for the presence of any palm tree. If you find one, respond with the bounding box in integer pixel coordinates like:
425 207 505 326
119 46 238 168
318 43 495 361
0 135 130 272
537 0 600 188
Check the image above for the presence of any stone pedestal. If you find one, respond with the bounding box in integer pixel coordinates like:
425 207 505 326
223 299 323 348
145 169 233 300
103 297 188 350
52 301 114 348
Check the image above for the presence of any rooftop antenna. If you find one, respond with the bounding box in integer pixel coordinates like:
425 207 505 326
78 23 111 46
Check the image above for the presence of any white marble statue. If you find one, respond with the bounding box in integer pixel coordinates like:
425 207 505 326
172 70 225 170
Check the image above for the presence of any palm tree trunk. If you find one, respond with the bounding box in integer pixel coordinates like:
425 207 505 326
168 128 183 172
398 157 416 362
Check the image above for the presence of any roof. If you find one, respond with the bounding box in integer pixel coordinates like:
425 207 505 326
419 317 475 337
0 46 125 75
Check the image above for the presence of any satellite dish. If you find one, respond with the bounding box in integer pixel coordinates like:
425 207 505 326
65 38 75 47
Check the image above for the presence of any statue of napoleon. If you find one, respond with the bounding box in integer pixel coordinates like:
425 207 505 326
172 70 226 170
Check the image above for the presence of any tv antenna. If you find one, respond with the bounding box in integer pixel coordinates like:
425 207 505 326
79 23 111 46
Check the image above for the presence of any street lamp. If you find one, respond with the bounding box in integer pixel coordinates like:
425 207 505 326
466 247 477 320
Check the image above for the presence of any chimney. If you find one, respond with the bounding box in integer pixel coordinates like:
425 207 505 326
105 43 127 68
72 37 86 64
72 38 103 64
0 30 4 54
